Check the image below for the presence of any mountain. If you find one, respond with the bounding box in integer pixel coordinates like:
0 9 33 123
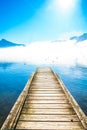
70 33 87 42
0 39 25 48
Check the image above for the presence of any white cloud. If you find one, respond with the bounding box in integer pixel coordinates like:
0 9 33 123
0 40 87 67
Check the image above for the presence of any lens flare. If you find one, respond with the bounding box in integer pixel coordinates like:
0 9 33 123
57 0 75 12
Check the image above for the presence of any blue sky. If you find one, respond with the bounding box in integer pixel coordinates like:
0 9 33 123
0 0 87 44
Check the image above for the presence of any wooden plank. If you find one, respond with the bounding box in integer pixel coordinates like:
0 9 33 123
30 84 61 87
30 88 62 91
31 86 61 89
33 80 58 83
35 76 55 79
28 93 66 96
19 114 79 122
31 87 61 89
24 103 72 109
33 77 57 79
31 83 59 85
33 82 58 84
25 99 69 104
33 77 56 79
29 90 64 94
26 96 67 100
16 121 84 129
22 108 76 115
37 67 51 71
31 85 61 87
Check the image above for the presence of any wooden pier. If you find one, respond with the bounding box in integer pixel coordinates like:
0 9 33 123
1 68 87 129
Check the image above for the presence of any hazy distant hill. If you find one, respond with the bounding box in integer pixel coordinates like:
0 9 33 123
0 39 24 48
70 33 87 42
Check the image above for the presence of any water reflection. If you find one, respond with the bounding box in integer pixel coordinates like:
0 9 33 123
0 62 36 127
52 65 87 115
0 62 13 70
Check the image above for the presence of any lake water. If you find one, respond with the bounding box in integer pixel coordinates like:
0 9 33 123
0 62 87 127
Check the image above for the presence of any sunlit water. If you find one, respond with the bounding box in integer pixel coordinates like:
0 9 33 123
0 62 87 127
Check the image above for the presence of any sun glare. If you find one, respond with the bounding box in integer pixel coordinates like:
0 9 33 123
57 0 75 12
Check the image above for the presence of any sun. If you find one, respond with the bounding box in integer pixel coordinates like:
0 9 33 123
57 0 75 12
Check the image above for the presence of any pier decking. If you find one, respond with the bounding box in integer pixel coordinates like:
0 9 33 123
1 68 87 129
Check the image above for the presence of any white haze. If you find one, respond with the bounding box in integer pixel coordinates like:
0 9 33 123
0 40 87 67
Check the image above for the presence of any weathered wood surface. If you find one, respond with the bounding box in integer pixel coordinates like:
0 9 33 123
1 68 87 129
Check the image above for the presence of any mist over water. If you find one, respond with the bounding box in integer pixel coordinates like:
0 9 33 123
0 40 87 67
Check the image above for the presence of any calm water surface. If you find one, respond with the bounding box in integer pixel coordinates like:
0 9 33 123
0 62 87 127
